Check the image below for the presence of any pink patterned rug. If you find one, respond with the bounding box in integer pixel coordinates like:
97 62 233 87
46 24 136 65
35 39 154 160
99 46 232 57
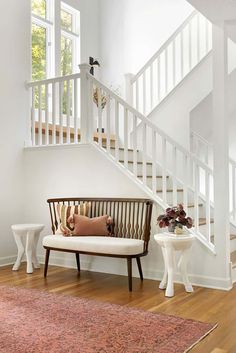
0 286 216 353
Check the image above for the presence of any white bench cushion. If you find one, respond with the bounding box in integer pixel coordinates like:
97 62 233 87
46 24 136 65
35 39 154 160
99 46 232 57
43 235 144 256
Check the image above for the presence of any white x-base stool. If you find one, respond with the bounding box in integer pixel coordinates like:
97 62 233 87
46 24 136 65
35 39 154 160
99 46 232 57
154 233 195 297
11 224 44 274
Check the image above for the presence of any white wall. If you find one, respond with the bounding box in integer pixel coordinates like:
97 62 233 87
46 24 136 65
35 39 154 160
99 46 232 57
22 145 231 290
0 0 31 263
0 0 100 264
99 0 193 90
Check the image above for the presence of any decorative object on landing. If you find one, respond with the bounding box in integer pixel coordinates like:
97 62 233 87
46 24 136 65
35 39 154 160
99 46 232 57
157 204 193 235
93 87 107 110
0 286 217 353
89 56 100 76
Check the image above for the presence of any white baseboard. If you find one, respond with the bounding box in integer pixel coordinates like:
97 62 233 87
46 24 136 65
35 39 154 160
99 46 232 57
0 255 16 267
37 254 233 291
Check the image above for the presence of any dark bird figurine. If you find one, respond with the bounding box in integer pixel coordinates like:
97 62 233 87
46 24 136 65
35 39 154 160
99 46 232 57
89 57 100 75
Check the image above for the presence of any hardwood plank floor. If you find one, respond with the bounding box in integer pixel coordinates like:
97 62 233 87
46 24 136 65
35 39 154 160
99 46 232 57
0 263 236 353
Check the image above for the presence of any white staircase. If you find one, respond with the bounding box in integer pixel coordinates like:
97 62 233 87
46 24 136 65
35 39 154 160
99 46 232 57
26 8 235 287
126 10 212 117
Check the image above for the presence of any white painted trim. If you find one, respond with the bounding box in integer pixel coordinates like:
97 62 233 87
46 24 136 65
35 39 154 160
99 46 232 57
0 256 16 267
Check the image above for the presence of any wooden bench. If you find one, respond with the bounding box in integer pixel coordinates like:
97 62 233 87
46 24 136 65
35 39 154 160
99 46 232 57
43 198 153 291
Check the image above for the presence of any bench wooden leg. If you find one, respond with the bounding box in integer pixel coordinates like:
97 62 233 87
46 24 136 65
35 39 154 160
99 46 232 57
127 258 132 292
136 257 143 281
75 253 80 272
44 249 50 278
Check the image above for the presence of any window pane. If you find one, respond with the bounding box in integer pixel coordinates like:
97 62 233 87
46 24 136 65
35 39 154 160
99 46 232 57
32 0 46 19
61 9 73 31
32 23 47 81
61 36 72 76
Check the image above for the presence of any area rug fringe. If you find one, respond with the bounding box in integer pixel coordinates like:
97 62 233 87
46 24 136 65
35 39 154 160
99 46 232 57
184 323 218 353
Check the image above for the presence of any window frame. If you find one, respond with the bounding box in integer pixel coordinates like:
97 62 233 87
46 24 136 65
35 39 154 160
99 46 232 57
31 0 54 80
60 2 80 74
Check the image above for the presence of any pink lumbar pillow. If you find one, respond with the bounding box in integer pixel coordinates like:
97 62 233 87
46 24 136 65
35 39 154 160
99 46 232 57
69 214 112 236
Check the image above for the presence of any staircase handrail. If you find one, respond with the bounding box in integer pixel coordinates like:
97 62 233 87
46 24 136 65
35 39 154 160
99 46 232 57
132 10 198 83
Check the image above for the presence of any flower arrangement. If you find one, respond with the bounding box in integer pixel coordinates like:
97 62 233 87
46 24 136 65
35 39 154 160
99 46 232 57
157 204 193 234
93 87 107 110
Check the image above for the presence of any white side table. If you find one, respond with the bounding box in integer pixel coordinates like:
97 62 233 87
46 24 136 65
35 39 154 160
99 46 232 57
11 224 44 274
154 233 195 297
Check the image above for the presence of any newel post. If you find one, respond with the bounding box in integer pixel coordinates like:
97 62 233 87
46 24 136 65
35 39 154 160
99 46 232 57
79 63 92 143
212 22 231 283
125 73 134 106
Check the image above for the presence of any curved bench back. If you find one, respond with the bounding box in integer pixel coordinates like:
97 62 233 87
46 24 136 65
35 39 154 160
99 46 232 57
47 198 153 252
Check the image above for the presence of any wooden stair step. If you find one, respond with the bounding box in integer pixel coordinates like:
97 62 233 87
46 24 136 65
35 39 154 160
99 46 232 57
156 188 184 193
231 250 236 268
119 160 153 165
102 146 138 152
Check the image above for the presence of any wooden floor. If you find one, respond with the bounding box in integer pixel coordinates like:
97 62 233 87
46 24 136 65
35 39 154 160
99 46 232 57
0 263 236 353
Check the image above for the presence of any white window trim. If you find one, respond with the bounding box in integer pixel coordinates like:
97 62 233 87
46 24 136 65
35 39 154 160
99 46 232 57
31 0 54 79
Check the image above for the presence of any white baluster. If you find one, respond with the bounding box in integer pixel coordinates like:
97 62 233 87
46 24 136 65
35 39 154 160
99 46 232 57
133 115 138 178
66 80 71 144
143 72 146 115
31 87 35 146
150 64 154 111
38 85 42 146
152 131 157 194
74 78 78 143
197 13 200 62
45 83 49 145
52 82 56 145
115 100 119 162
124 108 128 169
157 58 161 103
59 81 63 144
194 162 199 233
162 137 167 204
97 86 102 147
205 170 211 242
172 146 177 205
106 94 111 154
165 49 168 95
180 31 184 79
189 21 192 70
136 79 139 111
173 40 176 87
142 123 147 186
183 154 188 212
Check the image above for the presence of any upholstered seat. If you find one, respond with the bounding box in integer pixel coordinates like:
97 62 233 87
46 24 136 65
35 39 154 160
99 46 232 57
43 235 144 256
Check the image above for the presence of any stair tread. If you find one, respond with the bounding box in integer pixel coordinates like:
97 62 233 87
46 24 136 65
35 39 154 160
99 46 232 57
198 218 214 225
103 146 137 152
157 188 184 193
231 251 236 268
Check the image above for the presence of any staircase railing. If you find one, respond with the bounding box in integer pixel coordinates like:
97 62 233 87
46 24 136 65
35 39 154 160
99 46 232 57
191 130 236 226
26 73 81 146
87 72 215 252
127 10 212 116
